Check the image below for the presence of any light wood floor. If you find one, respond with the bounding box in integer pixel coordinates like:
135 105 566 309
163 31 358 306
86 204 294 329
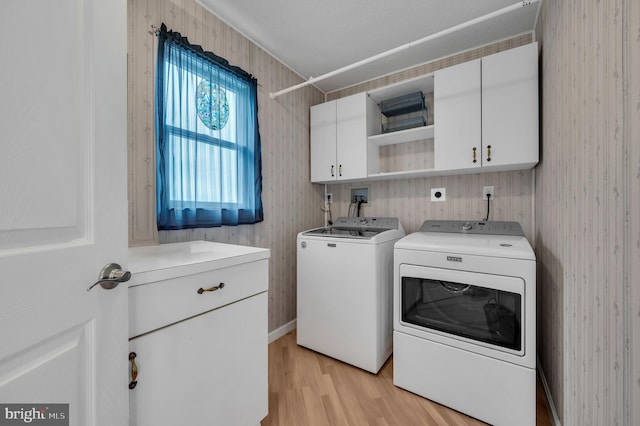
262 330 553 426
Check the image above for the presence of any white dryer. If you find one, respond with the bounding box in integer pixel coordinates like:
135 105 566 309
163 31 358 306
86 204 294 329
393 220 536 426
297 217 405 373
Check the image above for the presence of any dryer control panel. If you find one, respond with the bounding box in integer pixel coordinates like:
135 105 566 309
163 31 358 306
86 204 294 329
419 220 524 236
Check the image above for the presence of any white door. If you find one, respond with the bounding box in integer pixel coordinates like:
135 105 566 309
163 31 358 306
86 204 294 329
0 1 128 425
129 293 268 426
434 59 482 171
336 92 368 180
482 42 539 168
310 100 337 182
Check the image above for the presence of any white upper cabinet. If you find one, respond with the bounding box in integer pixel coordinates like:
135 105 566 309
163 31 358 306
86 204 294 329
310 92 378 183
481 42 539 170
336 92 374 180
310 100 337 182
435 42 539 172
309 43 539 183
434 59 482 170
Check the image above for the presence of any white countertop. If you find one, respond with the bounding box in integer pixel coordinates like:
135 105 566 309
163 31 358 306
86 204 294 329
128 241 270 286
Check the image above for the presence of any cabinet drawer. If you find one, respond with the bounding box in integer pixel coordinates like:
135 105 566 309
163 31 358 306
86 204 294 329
129 259 268 338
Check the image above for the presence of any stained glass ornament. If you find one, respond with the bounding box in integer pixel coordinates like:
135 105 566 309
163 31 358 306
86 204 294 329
196 79 229 130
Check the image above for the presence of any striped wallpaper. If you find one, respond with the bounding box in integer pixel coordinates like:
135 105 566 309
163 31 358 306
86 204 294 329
535 0 640 424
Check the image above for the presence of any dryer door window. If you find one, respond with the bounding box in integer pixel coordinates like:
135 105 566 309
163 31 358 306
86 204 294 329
400 268 524 352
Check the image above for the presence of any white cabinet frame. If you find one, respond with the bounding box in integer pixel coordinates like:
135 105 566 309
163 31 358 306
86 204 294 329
310 43 539 184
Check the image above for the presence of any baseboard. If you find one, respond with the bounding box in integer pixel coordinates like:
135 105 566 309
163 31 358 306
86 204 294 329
537 356 562 426
268 319 296 343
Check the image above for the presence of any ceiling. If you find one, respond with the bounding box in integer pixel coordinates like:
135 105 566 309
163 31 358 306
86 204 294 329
195 0 541 94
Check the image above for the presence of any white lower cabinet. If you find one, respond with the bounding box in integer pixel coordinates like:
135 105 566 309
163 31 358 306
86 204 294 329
129 292 267 426
128 241 270 426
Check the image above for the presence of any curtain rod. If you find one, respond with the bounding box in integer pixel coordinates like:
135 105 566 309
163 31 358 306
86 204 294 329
269 0 539 99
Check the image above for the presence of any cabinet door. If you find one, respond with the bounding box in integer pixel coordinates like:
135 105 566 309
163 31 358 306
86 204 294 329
310 100 337 182
434 59 482 171
336 92 368 180
482 43 539 168
129 292 268 426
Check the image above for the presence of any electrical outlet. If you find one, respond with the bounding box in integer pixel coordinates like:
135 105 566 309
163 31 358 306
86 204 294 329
431 187 446 202
325 193 333 204
483 186 495 200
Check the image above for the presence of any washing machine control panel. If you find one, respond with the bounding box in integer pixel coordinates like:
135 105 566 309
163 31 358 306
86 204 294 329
419 220 524 236
332 217 400 232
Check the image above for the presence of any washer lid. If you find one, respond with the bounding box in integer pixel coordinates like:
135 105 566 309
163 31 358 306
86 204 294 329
395 231 535 260
301 227 381 240
300 217 404 240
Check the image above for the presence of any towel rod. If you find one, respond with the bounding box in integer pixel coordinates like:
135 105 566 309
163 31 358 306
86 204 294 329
269 0 539 99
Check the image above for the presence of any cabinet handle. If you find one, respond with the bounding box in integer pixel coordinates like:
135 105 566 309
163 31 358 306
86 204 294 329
339 164 342 176
331 165 335 177
197 282 225 294
129 352 138 390
486 145 492 162
472 147 477 164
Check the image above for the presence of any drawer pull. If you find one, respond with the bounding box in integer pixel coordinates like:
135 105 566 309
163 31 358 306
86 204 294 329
197 282 225 294
129 352 138 389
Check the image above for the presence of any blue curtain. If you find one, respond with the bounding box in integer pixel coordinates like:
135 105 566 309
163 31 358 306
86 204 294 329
156 23 263 230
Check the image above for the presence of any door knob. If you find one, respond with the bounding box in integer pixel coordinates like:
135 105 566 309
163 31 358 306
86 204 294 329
87 263 131 291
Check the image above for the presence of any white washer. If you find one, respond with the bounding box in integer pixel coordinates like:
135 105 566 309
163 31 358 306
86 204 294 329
297 217 405 373
393 220 536 426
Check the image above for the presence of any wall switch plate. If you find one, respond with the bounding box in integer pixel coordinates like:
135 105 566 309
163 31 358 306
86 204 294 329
483 186 495 200
431 187 446 202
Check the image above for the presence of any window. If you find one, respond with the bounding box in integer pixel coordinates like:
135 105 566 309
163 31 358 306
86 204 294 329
156 24 263 230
